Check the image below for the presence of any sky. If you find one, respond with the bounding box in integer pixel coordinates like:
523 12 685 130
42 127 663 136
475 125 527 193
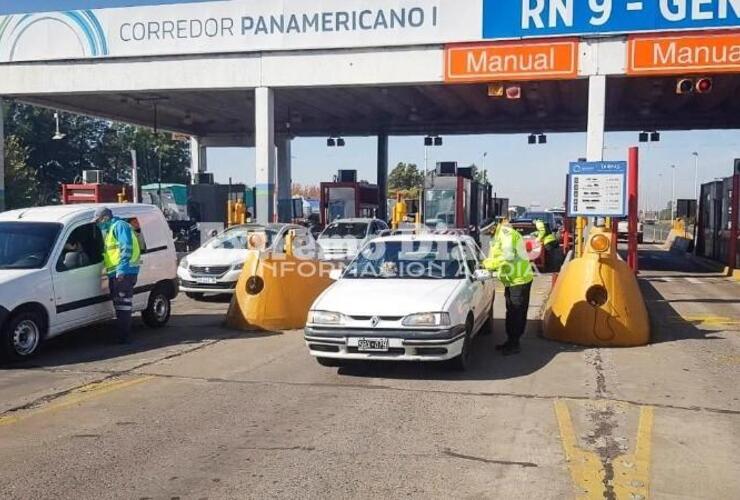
0 0 213 15
207 130 740 211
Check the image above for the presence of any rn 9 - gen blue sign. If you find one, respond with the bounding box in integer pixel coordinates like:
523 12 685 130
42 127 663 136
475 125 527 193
483 0 740 39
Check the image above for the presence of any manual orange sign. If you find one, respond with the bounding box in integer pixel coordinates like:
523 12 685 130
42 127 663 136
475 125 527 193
628 31 740 76
444 39 578 83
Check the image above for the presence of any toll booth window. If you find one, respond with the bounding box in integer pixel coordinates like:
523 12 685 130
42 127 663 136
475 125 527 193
56 223 103 272
425 190 456 227
327 187 356 220
126 218 147 252
320 222 368 239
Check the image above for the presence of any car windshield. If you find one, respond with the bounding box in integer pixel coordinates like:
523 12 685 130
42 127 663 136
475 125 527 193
344 240 465 280
320 222 368 239
206 227 277 250
523 212 551 221
0 222 62 270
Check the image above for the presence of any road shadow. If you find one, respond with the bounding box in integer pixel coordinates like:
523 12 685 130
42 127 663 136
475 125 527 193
620 247 722 274
1 312 279 370
336 319 581 381
639 279 730 343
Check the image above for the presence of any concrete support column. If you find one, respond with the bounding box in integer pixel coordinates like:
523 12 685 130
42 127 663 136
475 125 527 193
0 100 5 212
276 136 293 222
586 74 607 162
377 133 388 221
189 136 207 183
255 87 276 224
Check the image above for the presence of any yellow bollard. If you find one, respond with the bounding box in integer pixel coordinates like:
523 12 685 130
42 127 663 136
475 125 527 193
575 216 586 258
543 227 650 346
225 236 335 331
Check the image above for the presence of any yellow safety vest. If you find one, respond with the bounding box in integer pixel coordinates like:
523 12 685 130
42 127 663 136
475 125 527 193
483 225 535 287
103 221 141 275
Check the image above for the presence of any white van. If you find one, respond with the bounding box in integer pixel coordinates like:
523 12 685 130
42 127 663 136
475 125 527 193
0 204 178 360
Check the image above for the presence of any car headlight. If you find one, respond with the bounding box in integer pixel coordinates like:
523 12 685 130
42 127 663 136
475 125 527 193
178 257 189 269
231 260 246 271
308 310 347 325
401 312 451 327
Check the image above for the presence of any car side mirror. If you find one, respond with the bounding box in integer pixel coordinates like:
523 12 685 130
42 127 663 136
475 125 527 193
329 268 343 281
473 269 492 282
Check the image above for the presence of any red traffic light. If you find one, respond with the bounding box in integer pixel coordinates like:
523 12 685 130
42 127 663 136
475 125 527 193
696 77 713 94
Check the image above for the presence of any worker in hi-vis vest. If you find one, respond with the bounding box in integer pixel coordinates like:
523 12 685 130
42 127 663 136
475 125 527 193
94 207 140 344
483 221 534 355
535 218 563 271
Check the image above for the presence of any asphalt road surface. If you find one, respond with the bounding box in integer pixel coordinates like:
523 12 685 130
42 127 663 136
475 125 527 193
0 246 738 499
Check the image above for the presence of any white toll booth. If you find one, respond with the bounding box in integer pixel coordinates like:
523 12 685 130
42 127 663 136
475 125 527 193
0 0 738 216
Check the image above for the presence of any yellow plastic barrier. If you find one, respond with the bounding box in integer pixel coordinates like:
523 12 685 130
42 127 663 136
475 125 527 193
225 248 335 332
543 227 650 346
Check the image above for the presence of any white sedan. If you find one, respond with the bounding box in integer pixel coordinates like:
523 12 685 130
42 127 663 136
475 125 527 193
304 234 495 370
178 223 315 299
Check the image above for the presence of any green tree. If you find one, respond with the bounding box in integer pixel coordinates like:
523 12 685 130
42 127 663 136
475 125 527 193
388 162 423 192
2 101 191 209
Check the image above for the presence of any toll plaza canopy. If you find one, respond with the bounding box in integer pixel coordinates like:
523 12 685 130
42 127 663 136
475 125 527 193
0 0 738 220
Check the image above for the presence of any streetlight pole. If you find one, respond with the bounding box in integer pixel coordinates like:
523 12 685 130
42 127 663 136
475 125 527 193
482 152 488 183
692 152 699 201
670 164 676 222
657 173 663 220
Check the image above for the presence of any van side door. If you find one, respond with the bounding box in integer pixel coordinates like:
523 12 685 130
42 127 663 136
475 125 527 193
52 222 111 330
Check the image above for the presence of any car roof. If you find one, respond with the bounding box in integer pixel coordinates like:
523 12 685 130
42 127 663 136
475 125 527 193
0 204 157 224
327 218 375 224
377 233 474 244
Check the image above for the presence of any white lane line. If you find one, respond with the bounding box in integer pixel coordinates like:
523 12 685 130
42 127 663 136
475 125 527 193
686 278 702 285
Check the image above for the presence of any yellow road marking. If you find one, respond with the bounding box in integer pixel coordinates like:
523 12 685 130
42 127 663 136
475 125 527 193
554 400 654 500
614 406 654 500
554 400 604 499
683 315 740 327
0 376 153 427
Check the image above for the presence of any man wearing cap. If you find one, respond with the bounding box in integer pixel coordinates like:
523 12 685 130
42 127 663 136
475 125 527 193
483 220 534 355
94 207 141 344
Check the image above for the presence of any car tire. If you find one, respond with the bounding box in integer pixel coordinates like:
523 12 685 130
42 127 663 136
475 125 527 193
479 302 494 336
1 310 45 362
448 318 474 371
185 292 204 301
142 287 172 329
316 357 342 367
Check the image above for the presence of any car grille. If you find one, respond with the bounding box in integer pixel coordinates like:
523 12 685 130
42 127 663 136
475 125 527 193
189 265 230 276
349 315 403 321
180 279 236 290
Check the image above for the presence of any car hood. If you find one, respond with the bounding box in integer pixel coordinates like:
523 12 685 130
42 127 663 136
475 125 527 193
317 238 363 251
0 269 38 286
186 248 251 267
313 279 463 316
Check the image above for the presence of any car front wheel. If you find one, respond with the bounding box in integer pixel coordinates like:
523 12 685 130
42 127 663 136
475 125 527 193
142 288 171 328
2 311 44 361
448 318 473 371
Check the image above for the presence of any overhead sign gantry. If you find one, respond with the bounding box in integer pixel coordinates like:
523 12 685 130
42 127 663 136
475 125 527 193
0 0 738 218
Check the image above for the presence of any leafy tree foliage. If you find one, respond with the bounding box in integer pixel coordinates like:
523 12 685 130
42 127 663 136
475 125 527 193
2 101 190 209
388 162 423 192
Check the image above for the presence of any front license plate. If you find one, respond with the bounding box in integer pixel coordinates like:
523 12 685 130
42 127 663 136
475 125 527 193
357 338 389 352
196 277 217 284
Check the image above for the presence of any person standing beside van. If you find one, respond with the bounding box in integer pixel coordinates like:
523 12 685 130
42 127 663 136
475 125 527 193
94 207 141 344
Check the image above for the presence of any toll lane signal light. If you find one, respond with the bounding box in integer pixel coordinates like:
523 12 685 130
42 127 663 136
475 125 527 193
676 78 694 94
676 77 713 95
696 78 712 94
